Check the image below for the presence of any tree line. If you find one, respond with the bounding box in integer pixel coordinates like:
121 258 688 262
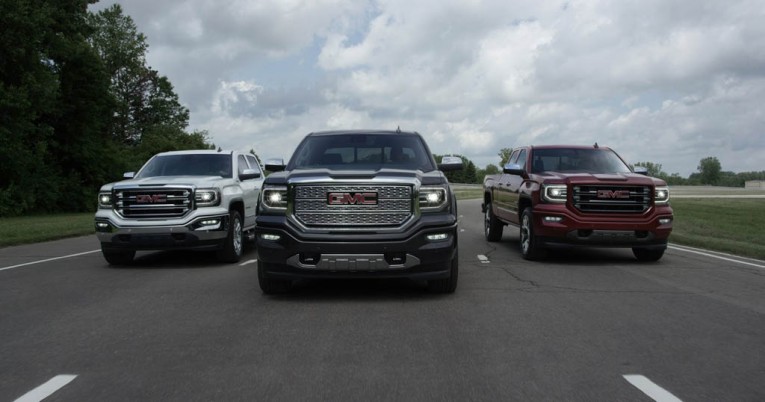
1 1 212 217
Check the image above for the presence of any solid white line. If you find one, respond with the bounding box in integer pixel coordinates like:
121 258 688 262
669 245 765 270
239 259 257 266
477 255 490 263
0 250 100 272
623 375 682 402
14 375 77 402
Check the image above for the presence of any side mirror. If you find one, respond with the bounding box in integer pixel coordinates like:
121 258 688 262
633 166 648 175
503 163 524 176
239 169 262 180
264 158 286 172
438 156 463 172
123 172 135 179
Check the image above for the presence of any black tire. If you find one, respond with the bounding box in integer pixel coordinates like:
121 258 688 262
427 249 459 294
101 247 135 266
484 201 503 242
217 210 243 263
519 208 545 260
632 247 665 262
257 260 292 294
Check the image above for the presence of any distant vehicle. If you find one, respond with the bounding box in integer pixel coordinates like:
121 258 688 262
254 129 463 294
95 150 264 265
482 144 673 261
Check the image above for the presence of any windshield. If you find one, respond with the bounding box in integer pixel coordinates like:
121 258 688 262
136 154 233 178
288 134 435 171
530 148 632 174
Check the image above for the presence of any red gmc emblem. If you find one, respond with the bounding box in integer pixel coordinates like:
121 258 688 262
135 194 167 203
327 192 378 205
597 190 630 199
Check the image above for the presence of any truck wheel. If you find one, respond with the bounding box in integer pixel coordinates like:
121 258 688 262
101 247 135 266
427 249 458 294
217 210 243 263
257 261 292 294
632 247 665 262
484 201 503 242
520 209 545 260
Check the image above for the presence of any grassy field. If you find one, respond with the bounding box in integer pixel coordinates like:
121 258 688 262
1 193 763 260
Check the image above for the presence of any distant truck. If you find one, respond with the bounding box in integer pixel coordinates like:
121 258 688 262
95 150 264 265
254 129 463 294
482 145 673 261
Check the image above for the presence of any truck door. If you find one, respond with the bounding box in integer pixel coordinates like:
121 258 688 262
239 154 262 227
503 149 526 225
494 149 519 221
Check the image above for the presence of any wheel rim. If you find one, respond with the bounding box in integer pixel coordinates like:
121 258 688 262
520 214 530 254
233 217 242 256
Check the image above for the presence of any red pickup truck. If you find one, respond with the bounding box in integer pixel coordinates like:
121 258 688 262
482 145 673 261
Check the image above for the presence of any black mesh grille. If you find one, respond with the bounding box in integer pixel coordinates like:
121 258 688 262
573 185 651 213
293 185 412 226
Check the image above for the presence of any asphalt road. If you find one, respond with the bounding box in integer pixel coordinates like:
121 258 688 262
2 198 764 401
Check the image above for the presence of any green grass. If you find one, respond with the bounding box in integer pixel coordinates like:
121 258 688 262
2 196 764 261
669 199 765 260
0 213 95 247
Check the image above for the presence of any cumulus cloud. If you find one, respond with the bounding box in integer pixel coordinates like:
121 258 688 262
92 0 765 176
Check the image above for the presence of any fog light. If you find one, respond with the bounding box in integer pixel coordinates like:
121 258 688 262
544 216 563 222
426 233 449 241
659 218 672 225
261 234 281 241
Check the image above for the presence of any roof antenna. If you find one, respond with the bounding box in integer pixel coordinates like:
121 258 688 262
593 142 599 148
396 126 401 133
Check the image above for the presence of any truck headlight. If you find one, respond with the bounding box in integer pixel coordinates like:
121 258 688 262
98 192 112 208
420 186 448 212
542 184 567 203
655 186 670 204
261 186 288 211
195 189 220 207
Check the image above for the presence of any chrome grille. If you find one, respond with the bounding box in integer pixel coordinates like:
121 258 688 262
294 185 412 226
114 187 192 218
573 185 651 213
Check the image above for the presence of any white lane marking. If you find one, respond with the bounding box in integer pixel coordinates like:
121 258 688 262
239 259 257 266
15 375 77 402
0 250 100 272
623 375 682 402
669 244 765 270
477 255 490 263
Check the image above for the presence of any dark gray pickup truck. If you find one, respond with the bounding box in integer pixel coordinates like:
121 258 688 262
254 129 463 294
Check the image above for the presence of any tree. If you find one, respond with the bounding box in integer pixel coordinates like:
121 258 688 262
633 161 668 179
434 154 479 184
498 148 513 167
697 156 722 185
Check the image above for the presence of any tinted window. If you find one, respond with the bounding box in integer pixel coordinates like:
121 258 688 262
289 134 435 171
137 154 232 178
245 155 262 174
530 148 631 173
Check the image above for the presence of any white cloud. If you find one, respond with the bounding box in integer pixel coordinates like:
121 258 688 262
92 0 765 177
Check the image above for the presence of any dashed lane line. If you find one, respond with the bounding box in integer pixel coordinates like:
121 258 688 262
477 255 490 263
14 375 77 402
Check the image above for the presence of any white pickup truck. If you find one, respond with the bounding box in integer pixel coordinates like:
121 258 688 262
94 149 264 265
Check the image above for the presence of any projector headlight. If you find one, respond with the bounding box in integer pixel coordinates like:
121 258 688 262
261 186 288 211
655 186 670 204
98 192 112 208
542 184 567 203
420 186 448 212
195 189 220 207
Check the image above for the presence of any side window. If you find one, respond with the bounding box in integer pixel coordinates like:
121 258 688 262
238 155 248 176
245 155 262 174
516 150 527 170
508 150 520 165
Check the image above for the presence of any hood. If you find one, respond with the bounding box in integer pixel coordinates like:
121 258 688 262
536 172 666 186
101 175 231 190
265 168 447 186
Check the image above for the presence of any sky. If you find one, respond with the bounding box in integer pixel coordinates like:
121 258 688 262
90 0 765 177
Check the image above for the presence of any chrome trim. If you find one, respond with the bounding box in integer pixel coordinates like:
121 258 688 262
286 254 421 270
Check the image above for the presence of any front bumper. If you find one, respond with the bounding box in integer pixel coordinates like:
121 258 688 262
94 209 230 251
532 204 673 248
255 214 458 280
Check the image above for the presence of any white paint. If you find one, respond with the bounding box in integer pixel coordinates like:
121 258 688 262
15 375 77 402
669 244 765 270
0 250 100 272
477 255 490 263
239 259 257 266
623 375 682 402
